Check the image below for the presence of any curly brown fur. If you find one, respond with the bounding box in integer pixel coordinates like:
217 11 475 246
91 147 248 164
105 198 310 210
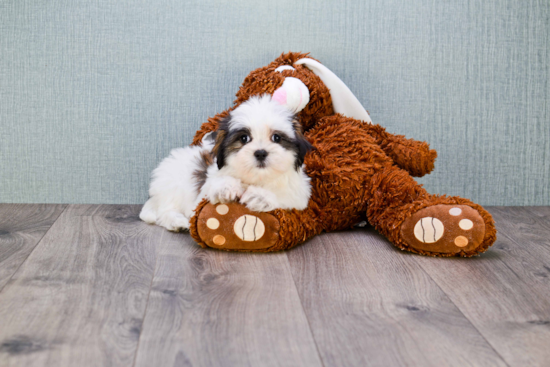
363 123 438 177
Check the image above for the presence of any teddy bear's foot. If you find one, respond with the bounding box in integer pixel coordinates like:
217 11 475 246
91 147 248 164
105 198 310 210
195 202 280 251
400 205 487 256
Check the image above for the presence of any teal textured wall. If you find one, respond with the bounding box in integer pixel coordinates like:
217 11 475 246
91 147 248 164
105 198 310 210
1 0 548 205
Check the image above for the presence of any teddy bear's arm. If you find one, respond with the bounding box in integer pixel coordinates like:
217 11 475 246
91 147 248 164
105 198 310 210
364 123 437 177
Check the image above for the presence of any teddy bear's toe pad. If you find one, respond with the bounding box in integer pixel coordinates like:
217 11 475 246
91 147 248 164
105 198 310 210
196 202 280 250
401 205 485 254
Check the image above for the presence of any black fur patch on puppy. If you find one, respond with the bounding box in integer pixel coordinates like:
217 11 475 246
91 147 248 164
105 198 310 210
291 117 313 169
212 115 231 169
203 130 218 143
192 150 214 192
274 131 313 170
213 116 252 170
275 117 313 170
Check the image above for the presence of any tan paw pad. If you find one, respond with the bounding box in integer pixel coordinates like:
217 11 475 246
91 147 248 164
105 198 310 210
206 218 220 229
454 236 468 247
413 217 444 243
216 204 229 215
213 235 226 245
449 207 462 216
459 219 473 230
234 215 265 241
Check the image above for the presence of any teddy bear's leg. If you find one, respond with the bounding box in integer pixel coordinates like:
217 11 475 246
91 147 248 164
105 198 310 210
190 199 323 252
361 123 438 177
366 165 496 257
307 116 436 177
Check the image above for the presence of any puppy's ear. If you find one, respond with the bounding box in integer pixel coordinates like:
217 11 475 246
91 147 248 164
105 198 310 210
292 118 313 170
212 116 231 169
294 134 313 170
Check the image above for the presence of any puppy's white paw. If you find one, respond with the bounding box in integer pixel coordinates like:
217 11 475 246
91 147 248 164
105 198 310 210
158 211 190 232
240 186 279 212
208 176 245 204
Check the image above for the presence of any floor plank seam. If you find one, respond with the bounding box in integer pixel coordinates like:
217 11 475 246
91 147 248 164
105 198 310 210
284 252 326 367
410 255 511 367
0 204 68 295
522 207 550 244
131 229 164 367
490 225 546 285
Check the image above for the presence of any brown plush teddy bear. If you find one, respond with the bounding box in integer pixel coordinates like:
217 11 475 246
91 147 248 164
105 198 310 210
188 52 496 257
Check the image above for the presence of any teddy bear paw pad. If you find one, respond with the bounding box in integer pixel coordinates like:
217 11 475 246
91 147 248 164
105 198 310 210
196 203 280 250
400 205 485 254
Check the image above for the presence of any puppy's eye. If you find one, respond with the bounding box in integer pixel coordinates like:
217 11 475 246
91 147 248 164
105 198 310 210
240 134 250 144
272 134 281 143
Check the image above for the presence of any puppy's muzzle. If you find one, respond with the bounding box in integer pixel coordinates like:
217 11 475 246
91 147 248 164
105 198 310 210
254 149 268 166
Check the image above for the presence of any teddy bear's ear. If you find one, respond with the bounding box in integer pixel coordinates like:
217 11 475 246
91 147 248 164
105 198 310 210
295 58 372 123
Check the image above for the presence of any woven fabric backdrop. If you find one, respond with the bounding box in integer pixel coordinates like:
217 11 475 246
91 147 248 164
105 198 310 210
1 0 548 205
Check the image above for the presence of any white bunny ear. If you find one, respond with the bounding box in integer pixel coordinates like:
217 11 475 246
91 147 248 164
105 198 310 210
295 58 372 123
275 65 295 72
272 77 310 113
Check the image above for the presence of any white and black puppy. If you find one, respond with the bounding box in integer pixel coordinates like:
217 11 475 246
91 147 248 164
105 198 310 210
139 94 312 232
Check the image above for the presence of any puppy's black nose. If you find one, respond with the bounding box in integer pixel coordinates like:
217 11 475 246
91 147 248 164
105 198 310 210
254 149 268 162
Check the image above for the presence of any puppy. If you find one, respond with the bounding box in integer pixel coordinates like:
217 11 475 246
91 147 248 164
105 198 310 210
139 95 313 232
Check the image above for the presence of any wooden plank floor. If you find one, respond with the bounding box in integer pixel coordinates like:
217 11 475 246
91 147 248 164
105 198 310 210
0 205 549 366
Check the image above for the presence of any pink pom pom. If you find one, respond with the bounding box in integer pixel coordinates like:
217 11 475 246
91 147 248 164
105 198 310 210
272 88 287 105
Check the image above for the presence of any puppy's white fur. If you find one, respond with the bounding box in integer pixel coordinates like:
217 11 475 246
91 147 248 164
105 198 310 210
140 95 311 232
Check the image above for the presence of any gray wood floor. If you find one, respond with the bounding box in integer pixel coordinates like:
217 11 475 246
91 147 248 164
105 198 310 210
0 205 549 367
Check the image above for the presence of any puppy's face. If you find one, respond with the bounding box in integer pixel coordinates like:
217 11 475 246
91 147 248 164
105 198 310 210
213 95 312 184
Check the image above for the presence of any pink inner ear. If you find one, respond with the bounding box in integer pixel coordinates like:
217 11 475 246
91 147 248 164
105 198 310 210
272 88 287 105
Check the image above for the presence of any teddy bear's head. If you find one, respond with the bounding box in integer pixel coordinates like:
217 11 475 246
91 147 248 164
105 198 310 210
234 52 333 131
192 52 371 145
234 52 371 131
